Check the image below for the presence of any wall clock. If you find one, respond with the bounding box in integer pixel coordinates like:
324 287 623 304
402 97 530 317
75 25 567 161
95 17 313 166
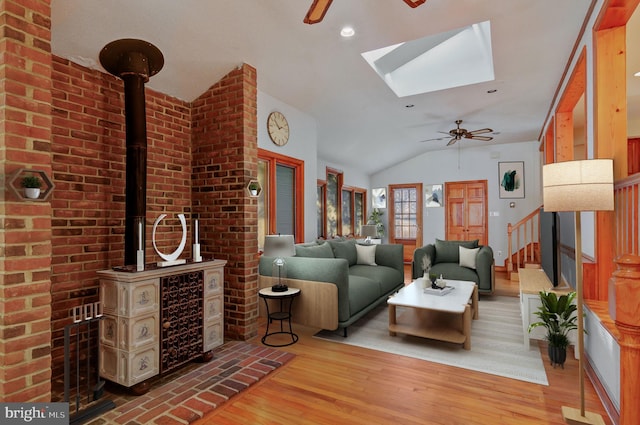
267 111 290 146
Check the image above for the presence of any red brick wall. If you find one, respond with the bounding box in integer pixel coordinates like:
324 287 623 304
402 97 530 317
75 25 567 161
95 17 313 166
192 64 259 340
49 57 193 392
1 1 259 400
0 0 53 402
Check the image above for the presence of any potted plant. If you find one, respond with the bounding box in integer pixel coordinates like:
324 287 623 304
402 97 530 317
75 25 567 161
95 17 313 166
368 208 385 238
21 174 42 199
247 180 261 197
528 291 578 368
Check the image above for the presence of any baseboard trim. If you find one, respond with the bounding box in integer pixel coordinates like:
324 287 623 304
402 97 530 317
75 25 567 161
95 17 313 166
585 354 619 425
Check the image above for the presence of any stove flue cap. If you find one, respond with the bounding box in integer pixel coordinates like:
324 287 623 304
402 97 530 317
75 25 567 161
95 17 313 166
99 38 164 82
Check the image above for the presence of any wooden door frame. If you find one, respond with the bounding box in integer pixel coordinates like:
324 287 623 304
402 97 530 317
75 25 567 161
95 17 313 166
388 183 423 257
444 180 488 245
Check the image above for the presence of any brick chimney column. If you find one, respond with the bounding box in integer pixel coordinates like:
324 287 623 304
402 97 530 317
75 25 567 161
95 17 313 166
0 0 54 401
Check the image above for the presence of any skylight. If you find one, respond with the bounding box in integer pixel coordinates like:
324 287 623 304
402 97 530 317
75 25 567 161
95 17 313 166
361 21 494 97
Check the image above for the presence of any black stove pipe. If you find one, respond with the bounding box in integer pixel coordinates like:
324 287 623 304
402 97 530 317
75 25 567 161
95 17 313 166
99 39 164 266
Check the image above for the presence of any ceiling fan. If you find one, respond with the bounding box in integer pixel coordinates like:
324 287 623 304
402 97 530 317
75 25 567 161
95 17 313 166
304 0 426 24
421 120 494 146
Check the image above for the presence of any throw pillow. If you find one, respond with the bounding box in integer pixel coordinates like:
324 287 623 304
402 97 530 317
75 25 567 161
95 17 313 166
327 239 358 266
295 242 334 258
356 244 377 266
459 246 480 269
434 239 479 263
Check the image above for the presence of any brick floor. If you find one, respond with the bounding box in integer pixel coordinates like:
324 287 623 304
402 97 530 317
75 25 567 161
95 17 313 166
84 341 294 425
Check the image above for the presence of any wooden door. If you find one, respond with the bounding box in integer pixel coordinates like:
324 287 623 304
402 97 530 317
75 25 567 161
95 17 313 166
445 180 487 245
389 183 423 263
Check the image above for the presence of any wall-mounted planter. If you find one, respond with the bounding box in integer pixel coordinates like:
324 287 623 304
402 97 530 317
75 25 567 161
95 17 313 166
246 179 262 198
8 168 54 201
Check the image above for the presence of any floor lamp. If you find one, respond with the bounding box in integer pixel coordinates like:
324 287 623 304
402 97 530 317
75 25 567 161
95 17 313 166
542 159 613 425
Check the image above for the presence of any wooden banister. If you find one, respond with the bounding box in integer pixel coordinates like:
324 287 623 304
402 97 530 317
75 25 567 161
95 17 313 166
611 254 640 425
614 174 640 257
506 205 543 278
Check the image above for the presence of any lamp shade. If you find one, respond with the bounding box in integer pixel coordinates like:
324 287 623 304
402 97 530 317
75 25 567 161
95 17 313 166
263 234 295 257
542 159 614 212
360 224 378 238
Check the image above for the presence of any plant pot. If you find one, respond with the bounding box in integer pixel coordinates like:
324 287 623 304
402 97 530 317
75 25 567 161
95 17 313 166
24 188 41 199
548 345 567 369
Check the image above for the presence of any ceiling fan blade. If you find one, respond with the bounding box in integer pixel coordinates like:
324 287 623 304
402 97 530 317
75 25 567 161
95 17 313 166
402 0 427 8
446 137 458 146
419 137 446 143
467 135 493 141
467 128 493 135
304 0 333 24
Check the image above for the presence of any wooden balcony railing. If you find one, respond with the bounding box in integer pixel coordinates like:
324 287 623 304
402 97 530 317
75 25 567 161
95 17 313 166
614 173 640 257
506 205 542 278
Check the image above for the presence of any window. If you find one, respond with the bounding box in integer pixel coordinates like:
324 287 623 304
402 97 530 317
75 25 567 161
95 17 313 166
257 149 305 248
341 189 352 235
354 191 365 234
317 180 326 238
326 169 340 238
319 168 366 238
392 186 418 239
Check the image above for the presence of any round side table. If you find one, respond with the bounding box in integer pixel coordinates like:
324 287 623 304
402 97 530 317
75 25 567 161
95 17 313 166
258 287 300 347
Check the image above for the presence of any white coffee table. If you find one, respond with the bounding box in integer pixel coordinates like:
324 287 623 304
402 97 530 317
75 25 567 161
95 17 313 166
387 279 479 350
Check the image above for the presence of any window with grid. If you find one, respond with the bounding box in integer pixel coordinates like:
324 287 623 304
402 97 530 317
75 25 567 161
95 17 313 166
393 187 418 239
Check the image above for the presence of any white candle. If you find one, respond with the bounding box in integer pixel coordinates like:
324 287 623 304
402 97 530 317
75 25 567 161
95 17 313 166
138 220 143 251
195 219 199 244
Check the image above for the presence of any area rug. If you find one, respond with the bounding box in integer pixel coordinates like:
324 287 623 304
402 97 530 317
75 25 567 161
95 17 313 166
314 296 548 385
95 341 295 425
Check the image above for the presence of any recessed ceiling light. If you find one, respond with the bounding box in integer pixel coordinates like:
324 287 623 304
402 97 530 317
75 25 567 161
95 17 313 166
340 26 355 37
634 71 640 77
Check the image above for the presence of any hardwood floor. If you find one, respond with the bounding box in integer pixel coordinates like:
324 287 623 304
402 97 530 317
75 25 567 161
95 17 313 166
196 271 612 425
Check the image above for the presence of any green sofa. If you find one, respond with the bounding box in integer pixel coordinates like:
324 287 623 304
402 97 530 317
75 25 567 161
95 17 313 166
259 239 404 336
411 239 494 294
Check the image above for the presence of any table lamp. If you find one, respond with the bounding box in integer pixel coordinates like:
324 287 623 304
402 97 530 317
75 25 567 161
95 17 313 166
360 224 378 244
543 159 613 425
263 234 295 292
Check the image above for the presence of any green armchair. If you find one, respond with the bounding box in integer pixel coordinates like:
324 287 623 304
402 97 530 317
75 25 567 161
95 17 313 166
411 239 494 294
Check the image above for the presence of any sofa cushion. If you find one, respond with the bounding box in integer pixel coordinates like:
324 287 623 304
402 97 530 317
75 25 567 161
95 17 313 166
295 242 335 258
434 239 479 264
356 244 377 265
430 263 479 285
347 274 382 316
459 246 479 269
350 264 403 294
327 239 357 266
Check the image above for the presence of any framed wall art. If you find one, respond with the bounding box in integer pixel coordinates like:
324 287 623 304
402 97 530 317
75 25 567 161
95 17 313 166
425 184 443 207
372 187 387 208
498 161 525 198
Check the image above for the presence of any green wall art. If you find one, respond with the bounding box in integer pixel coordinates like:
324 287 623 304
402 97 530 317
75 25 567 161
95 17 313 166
499 161 524 198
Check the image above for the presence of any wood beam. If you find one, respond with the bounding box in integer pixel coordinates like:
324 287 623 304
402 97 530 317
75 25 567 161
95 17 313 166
304 0 333 24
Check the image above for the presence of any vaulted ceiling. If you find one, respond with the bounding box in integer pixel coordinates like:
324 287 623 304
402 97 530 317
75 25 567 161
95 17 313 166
51 0 593 174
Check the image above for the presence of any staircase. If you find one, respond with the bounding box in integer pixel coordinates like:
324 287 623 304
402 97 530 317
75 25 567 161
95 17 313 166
506 206 542 281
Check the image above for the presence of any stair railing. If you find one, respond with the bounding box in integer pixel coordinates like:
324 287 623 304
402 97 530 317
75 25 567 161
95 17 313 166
506 205 542 277
614 173 640 257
